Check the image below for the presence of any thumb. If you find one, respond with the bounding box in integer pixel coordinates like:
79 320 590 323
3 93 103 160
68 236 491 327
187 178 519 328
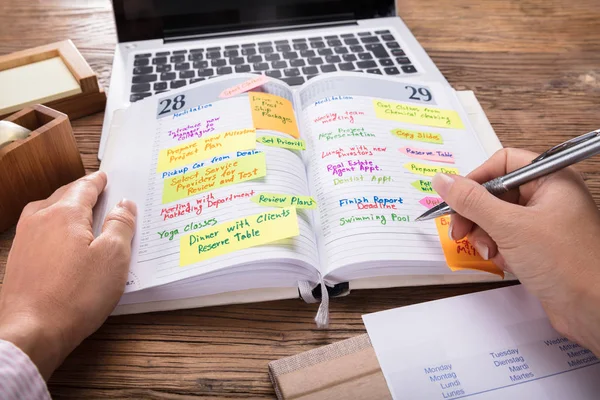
98 198 137 251
431 173 516 236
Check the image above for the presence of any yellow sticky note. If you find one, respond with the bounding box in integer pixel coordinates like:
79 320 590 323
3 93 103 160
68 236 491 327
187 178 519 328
257 135 306 150
391 128 443 144
179 207 300 266
162 152 266 204
435 216 504 278
251 193 317 209
157 129 256 172
403 162 459 177
374 100 464 129
249 92 300 138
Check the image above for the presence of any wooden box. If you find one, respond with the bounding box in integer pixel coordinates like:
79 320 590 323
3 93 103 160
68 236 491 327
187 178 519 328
0 40 106 120
0 105 85 232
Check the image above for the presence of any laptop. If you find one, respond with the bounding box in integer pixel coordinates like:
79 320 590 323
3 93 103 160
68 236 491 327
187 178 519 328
100 0 449 159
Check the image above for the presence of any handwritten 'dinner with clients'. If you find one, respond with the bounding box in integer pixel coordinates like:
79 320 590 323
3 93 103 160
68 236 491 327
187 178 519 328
179 207 300 266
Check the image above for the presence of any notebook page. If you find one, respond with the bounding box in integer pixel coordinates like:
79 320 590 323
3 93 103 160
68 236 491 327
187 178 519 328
363 285 600 399
96 76 320 293
298 73 488 279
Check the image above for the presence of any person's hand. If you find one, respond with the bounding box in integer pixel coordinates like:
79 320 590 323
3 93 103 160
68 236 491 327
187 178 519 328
431 148 600 356
0 171 136 379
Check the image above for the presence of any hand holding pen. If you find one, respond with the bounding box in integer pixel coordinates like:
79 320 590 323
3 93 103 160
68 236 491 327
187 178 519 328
421 143 600 358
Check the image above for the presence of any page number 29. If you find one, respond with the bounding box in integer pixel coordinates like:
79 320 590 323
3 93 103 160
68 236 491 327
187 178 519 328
159 94 186 115
405 86 432 102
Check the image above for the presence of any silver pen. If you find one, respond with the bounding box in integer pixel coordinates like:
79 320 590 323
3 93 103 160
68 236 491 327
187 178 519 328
415 129 600 222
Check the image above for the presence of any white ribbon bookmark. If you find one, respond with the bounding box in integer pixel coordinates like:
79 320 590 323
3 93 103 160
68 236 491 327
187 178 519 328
298 278 330 329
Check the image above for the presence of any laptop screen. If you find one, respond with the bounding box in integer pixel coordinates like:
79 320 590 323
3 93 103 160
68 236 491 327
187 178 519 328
113 0 396 42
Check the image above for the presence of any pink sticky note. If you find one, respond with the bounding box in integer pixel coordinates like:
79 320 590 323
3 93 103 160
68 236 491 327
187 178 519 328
399 146 455 164
219 75 270 98
419 196 443 209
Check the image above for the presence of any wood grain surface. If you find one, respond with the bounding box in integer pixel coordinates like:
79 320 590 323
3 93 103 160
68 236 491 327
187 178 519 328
1 0 599 398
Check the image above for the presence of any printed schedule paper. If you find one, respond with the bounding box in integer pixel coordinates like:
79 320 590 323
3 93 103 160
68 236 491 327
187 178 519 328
363 285 600 399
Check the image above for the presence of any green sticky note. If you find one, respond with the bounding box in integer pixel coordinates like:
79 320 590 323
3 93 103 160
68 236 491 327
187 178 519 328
411 180 437 194
251 192 317 209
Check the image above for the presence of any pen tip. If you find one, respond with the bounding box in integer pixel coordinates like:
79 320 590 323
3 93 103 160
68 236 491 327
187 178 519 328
415 216 424 222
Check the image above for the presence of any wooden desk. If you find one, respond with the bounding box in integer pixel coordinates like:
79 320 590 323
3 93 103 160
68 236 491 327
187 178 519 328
1 0 599 397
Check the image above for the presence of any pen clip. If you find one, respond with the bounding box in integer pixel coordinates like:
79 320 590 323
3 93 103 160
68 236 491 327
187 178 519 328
532 129 600 162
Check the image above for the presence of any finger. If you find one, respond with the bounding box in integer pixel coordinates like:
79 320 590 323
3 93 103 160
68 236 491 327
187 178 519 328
467 225 498 261
466 148 546 203
94 199 137 254
467 148 539 183
491 253 511 274
431 173 519 237
449 213 473 240
61 171 107 210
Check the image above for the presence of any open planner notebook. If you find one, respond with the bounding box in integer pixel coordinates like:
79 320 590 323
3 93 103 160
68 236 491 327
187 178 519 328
94 72 507 321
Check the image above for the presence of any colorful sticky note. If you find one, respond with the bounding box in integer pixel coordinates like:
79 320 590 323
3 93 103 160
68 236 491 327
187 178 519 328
404 162 459 177
435 216 504 277
157 129 256 172
374 100 464 129
257 135 306 150
179 207 300 266
250 193 317 209
419 196 443 209
399 146 455 164
249 92 300 138
162 152 266 204
411 180 436 194
391 128 443 144
219 75 269 98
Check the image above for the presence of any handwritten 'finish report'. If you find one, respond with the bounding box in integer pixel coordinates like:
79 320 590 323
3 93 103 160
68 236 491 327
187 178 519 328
93 72 504 314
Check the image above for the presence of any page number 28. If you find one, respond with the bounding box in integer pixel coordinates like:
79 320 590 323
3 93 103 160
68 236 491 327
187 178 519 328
405 86 432 102
158 94 186 115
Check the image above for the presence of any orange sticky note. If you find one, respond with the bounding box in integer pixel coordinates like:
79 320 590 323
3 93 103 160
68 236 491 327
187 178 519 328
249 92 300 138
219 75 269 98
435 216 504 278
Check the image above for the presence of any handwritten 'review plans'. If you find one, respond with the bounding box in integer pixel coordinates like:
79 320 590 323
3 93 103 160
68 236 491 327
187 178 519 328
94 73 504 315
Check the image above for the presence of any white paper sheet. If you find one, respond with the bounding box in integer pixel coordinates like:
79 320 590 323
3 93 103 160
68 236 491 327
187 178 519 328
363 285 600 399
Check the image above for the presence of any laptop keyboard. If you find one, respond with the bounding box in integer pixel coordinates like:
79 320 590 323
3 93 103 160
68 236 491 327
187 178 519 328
129 30 418 102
